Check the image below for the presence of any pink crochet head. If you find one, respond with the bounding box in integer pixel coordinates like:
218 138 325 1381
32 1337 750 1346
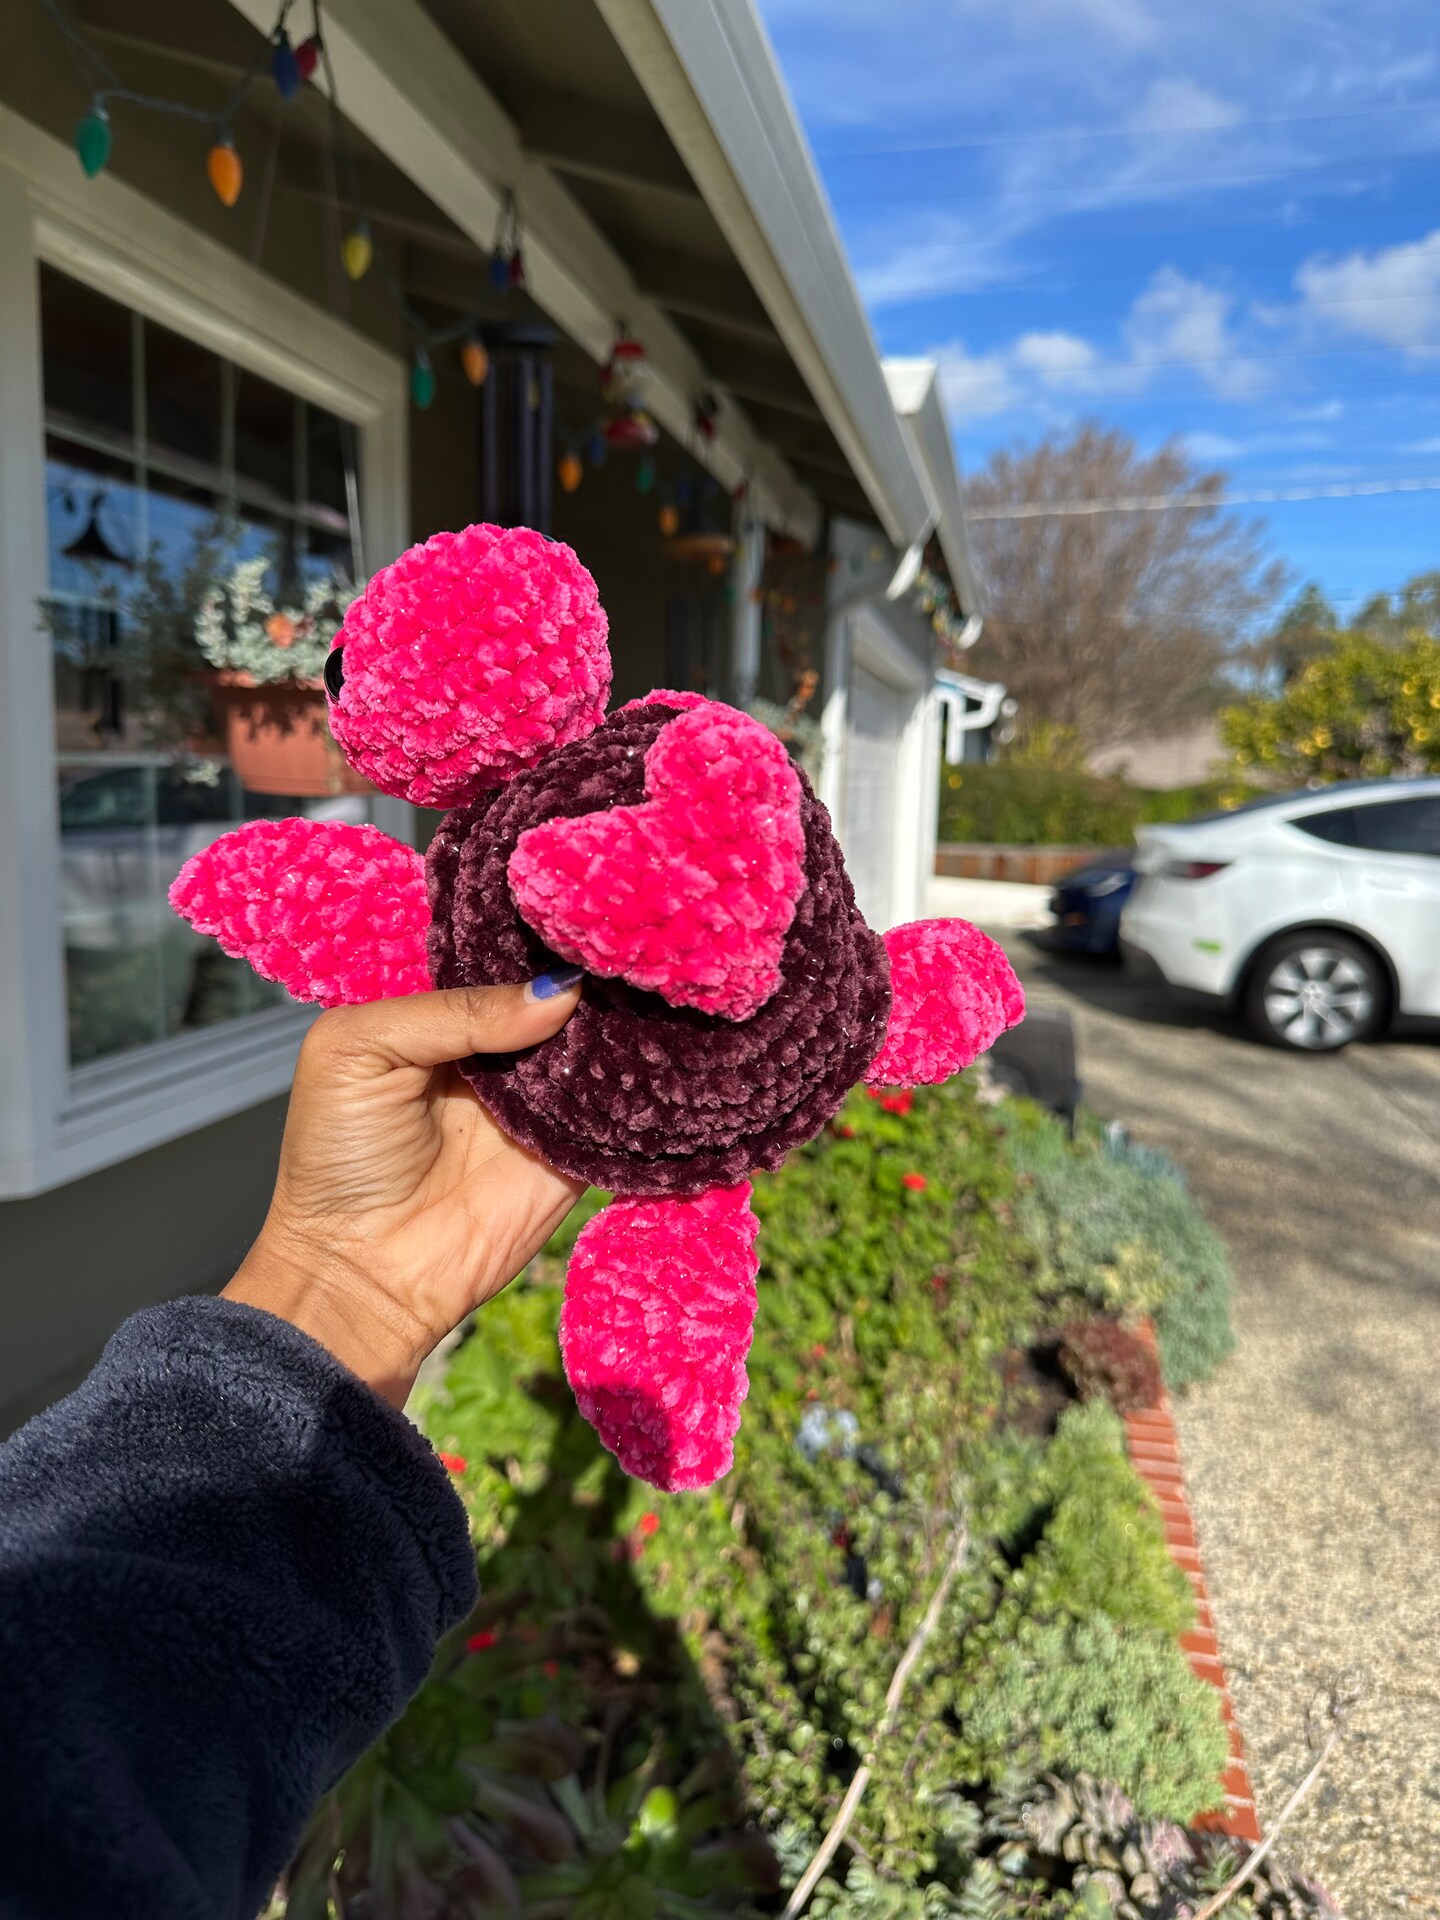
326 523 611 808
170 521 1023 1492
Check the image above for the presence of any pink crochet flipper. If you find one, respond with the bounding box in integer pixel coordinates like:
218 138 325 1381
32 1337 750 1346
168 520 1024 1492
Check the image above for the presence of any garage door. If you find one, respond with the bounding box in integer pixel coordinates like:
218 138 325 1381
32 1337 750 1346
844 663 906 929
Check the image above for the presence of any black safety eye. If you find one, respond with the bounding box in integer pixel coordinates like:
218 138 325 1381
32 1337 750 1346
323 646 346 699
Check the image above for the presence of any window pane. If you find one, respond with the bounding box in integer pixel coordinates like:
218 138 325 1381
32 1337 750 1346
1348 797 1440 856
39 264 132 445
145 317 223 475
1294 808 1357 846
306 404 355 525
233 364 297 504
42 269 368 1069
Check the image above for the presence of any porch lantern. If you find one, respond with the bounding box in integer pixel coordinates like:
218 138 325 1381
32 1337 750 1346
601 336 659 450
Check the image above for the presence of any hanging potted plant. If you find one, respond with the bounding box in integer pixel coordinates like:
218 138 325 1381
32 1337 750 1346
195 556 367 796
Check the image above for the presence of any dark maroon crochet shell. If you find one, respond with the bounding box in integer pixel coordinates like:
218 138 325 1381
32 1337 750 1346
427 702 891 1195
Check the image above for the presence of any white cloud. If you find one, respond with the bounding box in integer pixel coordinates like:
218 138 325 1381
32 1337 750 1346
1288 399 1345 423
1295 229 1440 356
1131 78 1238 134
935 343 1020 420
934 267 1271 424
1125 267 1268 398
1011 331 1102 380
855 217 1011 308
1183 431 1244 461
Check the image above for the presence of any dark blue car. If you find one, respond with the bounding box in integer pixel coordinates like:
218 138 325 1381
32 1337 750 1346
1047 850 1136 955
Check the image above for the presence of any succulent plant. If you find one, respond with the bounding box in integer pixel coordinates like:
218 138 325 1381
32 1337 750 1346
1057 1319 1163 1416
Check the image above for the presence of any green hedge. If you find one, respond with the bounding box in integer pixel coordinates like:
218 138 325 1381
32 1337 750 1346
274 1079 1251 1918
938 761 1259 848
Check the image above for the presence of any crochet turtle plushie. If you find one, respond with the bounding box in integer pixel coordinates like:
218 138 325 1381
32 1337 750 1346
171 524 1024 1491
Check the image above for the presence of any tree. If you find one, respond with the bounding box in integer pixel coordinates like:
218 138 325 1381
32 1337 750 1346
1352 569 1440 645
1265 581 1338 685
962 425 1284 749
1220 631 1440 783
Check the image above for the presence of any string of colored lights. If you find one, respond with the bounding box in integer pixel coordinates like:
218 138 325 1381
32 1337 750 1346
43 0 740 525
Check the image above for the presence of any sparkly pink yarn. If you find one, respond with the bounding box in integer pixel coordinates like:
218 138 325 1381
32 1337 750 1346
508 703 806 1022
169 819 431 1006
560 1182 759 1491
864 918 1024 1086
328 524 611 808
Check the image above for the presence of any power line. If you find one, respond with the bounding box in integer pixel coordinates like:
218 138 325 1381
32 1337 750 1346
841 142 1440 208
965 477 1440 519
814 95 1440 162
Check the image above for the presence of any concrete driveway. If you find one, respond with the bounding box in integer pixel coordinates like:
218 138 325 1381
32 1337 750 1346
986 917 1440 1917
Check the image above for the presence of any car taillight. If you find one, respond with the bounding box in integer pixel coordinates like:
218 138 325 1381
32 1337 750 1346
1161 860 1230 881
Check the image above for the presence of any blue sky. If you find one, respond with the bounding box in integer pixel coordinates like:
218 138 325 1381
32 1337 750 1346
757 0 1440 621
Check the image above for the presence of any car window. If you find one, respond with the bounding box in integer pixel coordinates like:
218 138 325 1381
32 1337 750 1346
1346 797 1440 855
1293 807 1357 847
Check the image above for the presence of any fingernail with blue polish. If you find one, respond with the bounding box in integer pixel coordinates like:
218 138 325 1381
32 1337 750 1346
526 964 584 1002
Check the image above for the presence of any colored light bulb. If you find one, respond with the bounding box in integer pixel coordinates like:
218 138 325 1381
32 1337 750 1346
636 454 657 495
411 350 436 409
74 108 111 179
272 30 301 101
207 140 243 207
341 225 373 282
460 336 489 387
557 453 583 494
658 503 679 536
488 248 511 294
295 34 321 81
586 429 608 467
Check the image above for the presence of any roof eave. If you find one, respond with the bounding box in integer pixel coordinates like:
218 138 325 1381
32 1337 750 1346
883 358 983 620
593 0 935 551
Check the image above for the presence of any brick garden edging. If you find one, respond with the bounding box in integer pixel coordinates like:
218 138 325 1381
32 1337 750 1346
935 842 1099 886
1129 1322 1261 1843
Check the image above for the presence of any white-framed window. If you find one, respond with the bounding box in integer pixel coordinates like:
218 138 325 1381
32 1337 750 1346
0 105 409 1197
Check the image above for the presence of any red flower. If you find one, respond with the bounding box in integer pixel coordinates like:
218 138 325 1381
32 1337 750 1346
542 1659 560 1679
881 1091 914 1116
638 1511 661 1537
902 1172 927 1192
437 1452 468 1474
466 1630 497 1653
811 1342 828 1359
837 1123 856 1138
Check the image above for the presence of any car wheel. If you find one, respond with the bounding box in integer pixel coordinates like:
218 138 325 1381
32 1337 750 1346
1245 933 1386 1051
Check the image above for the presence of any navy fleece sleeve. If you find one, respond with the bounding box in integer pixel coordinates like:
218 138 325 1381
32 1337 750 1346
0 1296 478 1920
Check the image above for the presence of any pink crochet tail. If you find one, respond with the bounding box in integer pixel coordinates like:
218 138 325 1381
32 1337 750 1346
865 918 1024 1086
559 1182 760 1492
169 818 431 1007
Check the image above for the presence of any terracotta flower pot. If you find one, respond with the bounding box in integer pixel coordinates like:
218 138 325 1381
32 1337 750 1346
208 671 370 798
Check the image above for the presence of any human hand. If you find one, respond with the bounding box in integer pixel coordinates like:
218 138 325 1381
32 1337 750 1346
225 971 586 1407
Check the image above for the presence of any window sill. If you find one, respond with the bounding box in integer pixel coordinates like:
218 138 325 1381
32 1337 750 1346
1 1005 316 1199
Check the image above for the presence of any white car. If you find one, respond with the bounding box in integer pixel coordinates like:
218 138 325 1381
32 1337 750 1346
1120 776 1440 1051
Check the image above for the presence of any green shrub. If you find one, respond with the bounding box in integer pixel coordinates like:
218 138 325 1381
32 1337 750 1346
280 1077 1251 1913
939 762 1139 847
1010 1404 1193 1639
1005 1113 1235 1389
937 762 1259 849
950 1613 1228 1822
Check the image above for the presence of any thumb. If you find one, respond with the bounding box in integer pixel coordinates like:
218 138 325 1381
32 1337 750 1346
309 969 585 1075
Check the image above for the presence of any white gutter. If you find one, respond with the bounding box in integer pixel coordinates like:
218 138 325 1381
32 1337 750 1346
594 0 935 552
883 359 983 619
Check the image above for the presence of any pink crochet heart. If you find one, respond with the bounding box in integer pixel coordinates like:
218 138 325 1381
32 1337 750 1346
508 702 806 1022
